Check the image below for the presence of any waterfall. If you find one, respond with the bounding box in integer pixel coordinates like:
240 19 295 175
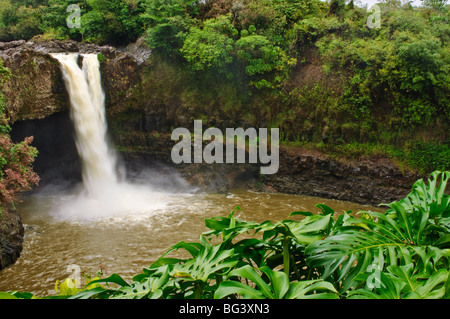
51 53 119 196
49 52 191 221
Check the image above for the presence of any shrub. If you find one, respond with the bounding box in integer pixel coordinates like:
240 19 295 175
406 142 450 173
0 59 39 212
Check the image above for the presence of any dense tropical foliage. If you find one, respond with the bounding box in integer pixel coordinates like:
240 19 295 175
1 170 448 299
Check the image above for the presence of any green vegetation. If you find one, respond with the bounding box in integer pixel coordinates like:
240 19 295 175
0 59 38 214
0 0 145 44
0 0 448 173
1 171 449 299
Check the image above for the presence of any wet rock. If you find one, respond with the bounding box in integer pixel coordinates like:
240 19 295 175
263 147 419 206
0 40 26 50
123 36 152 65
0 208 24 271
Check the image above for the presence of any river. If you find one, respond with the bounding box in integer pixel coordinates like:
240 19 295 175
0 187 381 296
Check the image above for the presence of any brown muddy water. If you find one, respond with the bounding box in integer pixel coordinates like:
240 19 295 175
0 186 383 297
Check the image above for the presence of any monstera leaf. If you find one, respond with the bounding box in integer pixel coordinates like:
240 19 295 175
169 238 238 283
110 266 172 299
403 170 450 219
347 264 449 299
214 265 338 299
283 214 332 245
306 171 450 293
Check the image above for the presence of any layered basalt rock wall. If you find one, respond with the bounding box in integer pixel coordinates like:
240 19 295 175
263 147 419 206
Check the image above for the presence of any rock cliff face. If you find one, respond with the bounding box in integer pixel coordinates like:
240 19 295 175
264 147 419 206
1 39 420 204
0 41 66 122
113 129 418 206
0 207 24 271
0 39 421 269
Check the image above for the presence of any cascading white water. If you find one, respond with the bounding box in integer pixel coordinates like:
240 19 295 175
50 53 119 196
49 53 192 221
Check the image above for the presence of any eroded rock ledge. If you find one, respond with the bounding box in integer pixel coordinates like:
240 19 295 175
115 130 419 206
263 147 419 206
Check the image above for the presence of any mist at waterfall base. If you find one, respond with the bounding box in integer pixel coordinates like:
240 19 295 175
40 165 195 222
47 53 195 222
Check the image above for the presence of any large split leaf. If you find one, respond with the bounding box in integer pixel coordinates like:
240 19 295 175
306 171 450 293
214 265 338 299
347 264 449 299
283 214 332 245
170 238 238 283
110 266 171 299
